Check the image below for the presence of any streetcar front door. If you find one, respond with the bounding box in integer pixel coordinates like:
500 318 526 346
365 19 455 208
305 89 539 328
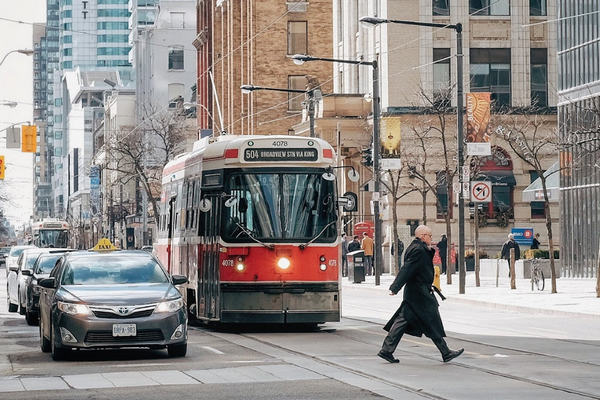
197 193 221 321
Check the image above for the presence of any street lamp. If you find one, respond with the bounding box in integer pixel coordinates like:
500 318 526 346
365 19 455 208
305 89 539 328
240 84 318 138
359 16 466 293
0 49 35 67
0 101 18 108
291 54 383 286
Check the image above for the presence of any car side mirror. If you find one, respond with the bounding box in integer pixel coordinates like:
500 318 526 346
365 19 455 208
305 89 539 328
9 264 19 272
22 269 32 276
38 277 56 289
171 275 188 285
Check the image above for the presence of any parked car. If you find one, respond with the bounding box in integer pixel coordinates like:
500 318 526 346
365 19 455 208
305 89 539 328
5 245 36 278
7 248 48 313
22 249 76 325
38 242 188 360
0 247 11 267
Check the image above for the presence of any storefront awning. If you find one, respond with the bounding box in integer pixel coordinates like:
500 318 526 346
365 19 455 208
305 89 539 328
475 170 517 186
522 162 559 203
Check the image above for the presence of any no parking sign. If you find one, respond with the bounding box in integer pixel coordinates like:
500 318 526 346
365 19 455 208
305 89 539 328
470 181 492 203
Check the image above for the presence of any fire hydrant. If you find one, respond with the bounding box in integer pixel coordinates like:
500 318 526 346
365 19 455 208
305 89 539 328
433 265 441 292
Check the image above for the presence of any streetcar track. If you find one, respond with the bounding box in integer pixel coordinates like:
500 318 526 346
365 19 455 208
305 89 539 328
192 319 600 400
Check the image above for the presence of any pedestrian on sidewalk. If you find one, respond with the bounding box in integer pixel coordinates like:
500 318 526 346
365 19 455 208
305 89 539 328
437 234 448 274
348 235 361 253
341 233 349 277
378 225 464 364
531 233 540 250
361 232 374 276
501 233 520 276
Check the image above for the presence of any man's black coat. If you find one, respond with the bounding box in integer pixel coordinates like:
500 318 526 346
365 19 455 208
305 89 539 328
383 237 446 339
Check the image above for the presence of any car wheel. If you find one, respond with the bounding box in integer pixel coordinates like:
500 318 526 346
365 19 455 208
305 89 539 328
51 324 67 361
40 320 51 353
167 343 187 357
26 310 39 326
18 292 26 315
7 287 17 313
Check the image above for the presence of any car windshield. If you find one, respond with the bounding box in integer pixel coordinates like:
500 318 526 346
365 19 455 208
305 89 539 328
0 248 10 255
24 251 46 269
35 254 62 274
60 254 169 285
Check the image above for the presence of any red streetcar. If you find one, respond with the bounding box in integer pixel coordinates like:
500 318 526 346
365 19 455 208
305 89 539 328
156 135 342 324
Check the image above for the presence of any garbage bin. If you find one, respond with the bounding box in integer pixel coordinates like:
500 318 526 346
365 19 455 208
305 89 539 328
347 250 365 283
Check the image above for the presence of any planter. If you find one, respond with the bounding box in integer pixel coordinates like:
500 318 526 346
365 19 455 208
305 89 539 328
465 258 475 271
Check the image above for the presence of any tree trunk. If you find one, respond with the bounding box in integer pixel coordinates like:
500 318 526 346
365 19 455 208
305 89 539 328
475 208 480 287
510 248 516 289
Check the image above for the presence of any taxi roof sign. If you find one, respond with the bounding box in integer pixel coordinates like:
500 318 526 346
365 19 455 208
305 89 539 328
91 238 118 252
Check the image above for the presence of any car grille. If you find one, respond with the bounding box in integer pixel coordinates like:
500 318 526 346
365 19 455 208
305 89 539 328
89 304 156 319
85 330 164 343
92 309 154 319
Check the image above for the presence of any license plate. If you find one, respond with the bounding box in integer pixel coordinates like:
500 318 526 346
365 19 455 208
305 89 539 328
112 324 136 337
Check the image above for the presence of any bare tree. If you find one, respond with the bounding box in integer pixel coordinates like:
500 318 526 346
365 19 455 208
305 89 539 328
103 100 195 226
494 109 559 293
401 87 460 285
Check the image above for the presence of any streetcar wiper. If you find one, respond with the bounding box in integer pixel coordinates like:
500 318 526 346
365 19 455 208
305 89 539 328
229 218 274 249
299 220 336 250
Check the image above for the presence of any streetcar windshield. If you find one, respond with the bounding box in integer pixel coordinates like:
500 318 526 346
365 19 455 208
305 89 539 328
35 230 70 248
222 172 337 242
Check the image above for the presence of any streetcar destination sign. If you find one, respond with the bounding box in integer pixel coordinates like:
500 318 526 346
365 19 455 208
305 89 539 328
244 148 318 162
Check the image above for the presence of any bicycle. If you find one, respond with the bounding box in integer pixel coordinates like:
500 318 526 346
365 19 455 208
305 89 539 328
530 258 545 291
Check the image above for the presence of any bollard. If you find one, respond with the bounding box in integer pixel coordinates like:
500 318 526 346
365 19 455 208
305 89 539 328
433 265 441 291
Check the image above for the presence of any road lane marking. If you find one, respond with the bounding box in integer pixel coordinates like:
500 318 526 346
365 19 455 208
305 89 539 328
202 346 224 354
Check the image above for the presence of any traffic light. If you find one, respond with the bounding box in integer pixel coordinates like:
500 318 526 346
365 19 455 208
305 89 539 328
21 125 37 153
0 155 4 180
361 147 373 167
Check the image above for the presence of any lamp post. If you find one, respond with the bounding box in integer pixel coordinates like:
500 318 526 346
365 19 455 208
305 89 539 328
360 16 466 293
291 54 383 286
0 49 35 67
0 101 18 108
240 84 317 138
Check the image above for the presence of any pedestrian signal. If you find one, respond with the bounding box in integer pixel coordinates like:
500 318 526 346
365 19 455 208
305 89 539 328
0 156 5 179
21 125 37 153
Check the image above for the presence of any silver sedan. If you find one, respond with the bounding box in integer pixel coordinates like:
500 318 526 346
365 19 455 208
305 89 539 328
38 249 188 361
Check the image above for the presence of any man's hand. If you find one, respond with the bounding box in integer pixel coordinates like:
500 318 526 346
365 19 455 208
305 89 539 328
389 290 396 296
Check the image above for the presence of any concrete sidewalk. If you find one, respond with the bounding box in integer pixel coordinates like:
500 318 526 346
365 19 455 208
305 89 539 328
342 272 600 318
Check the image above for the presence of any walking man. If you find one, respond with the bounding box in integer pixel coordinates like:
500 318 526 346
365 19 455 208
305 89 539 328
361 232 374 276
378 225 464 364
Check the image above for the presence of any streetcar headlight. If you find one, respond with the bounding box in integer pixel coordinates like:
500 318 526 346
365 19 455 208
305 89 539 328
319 255 327 271
277 257 291 270
236 257 245 272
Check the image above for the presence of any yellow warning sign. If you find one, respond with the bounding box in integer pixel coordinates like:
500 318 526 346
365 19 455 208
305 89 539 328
91 238 118 252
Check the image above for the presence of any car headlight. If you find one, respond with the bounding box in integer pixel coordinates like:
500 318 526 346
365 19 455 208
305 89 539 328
57 301 91 315
155 298 184 313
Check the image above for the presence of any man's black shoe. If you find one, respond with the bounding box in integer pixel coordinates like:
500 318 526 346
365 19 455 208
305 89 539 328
442 348 464 363
378 350 399 363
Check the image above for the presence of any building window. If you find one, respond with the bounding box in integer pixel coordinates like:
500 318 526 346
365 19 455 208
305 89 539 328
531 48 548 108
171 12 185 28
433 0 449 16
470 0 510 16
436 171 452 219
529 171 546 219
288 75 306 111
530 0 546 16
168 46 184 70
470 48 511 108
287 21 307 55
433 48 451 108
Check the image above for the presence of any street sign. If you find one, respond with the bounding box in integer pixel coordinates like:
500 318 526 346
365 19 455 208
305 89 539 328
462 166 470 182
512 228 534 246
470 181 492 203
453 182 461 193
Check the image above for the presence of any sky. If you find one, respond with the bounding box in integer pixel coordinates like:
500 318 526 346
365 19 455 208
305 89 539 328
0 0 47 227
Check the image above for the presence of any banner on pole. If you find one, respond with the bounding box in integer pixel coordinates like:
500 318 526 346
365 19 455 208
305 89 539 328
466 92 492 156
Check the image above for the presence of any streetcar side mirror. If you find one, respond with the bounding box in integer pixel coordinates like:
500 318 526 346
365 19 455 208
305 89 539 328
199 198 212 212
